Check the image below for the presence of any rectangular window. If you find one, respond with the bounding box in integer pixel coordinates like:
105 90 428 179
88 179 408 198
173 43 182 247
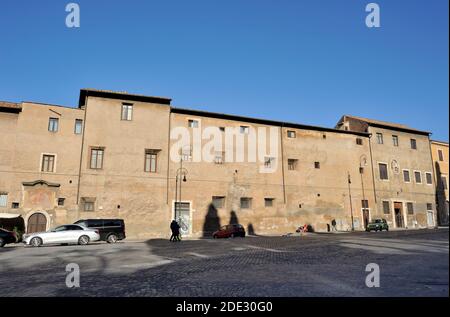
41 154 55 172
181 146 193 161
265 198 274 207
356 138 363 145
425 172 433 185
426 203 433 211
90 148 104 169
48 117 59 132
188 119 199 128
212 196 225 209
407 202 414 215
121 103 133 121
362 200 369 209
403 170 410 182
382 201 390 214
414 171 422 184
240 197 252 209
214 151 225 164
58 198 65 206
240 126 249 134
287 130 296 138
379 163 388 180
288 159 298 171
392 135 399 147
74 119 83 134
376 133 383 144
442 176 448 190
410 139 417 149
0 193 7 207
84 201 94 211
11 202 19 209
438 149 444 161
314 162 320 169
144 149 158 173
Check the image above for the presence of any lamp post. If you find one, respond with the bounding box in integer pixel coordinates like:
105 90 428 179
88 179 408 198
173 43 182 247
174 145 190 221
348 171 355 231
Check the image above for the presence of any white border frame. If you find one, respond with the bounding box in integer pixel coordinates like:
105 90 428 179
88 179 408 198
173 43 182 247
425 172 433 186
171 200 193 236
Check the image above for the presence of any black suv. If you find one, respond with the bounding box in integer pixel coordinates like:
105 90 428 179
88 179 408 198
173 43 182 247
74 219 125 243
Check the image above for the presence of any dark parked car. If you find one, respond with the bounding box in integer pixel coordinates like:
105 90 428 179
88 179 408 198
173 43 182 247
74 219 125 243
213 224 246 238
366 218 389 232
0 228 17 247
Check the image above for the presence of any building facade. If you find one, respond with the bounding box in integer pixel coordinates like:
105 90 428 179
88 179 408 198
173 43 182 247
336 116 437 229
0 90 440 238
430 140 449 225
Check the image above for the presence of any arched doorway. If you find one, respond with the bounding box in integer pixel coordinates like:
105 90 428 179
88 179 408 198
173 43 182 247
27 213 47 233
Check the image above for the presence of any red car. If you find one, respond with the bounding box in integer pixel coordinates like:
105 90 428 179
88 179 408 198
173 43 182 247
213 224 246 238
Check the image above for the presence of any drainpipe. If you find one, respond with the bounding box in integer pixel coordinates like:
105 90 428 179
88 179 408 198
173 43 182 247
76 96 88 205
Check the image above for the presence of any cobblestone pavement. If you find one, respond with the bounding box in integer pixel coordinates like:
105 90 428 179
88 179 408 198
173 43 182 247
0 229 448 297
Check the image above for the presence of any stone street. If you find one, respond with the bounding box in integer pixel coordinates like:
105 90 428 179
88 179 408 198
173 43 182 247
0 229 448 297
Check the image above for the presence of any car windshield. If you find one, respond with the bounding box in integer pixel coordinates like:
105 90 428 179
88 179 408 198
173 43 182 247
374 219 382 223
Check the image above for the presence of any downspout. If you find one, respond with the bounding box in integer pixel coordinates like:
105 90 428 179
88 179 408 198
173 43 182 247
368 133 377 204
280 124 286 204
166 108 172 204
76 96 88 205
427 135 438 226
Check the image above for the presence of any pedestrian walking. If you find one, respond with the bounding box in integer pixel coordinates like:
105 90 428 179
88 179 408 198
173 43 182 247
170 220 181 242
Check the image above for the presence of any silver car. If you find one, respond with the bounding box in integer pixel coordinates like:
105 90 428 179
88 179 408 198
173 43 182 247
23 224 100 247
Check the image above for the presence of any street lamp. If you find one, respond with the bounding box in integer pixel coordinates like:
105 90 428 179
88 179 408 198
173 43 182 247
174 145 190 221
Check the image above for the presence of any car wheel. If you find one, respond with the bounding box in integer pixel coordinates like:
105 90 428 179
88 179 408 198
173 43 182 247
0 237 5 247
78 235 90 245
107 234 118 244
213 234 217 239
231 233 236 238
30 237 42 247
386 227 389 232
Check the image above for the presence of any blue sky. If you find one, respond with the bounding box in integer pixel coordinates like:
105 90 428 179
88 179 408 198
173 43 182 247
0 0 448 141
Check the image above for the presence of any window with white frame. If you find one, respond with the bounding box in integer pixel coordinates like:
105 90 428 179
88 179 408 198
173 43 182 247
264 157 276 169
121 103 133 121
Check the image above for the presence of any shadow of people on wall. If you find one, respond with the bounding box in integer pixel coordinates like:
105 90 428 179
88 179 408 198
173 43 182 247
247 223 256 235
229 210 239 225
202 203 221 238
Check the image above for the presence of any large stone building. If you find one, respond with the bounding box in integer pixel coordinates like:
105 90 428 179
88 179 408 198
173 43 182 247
0 90 440 238
430 140 449 225
336 116 437 229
